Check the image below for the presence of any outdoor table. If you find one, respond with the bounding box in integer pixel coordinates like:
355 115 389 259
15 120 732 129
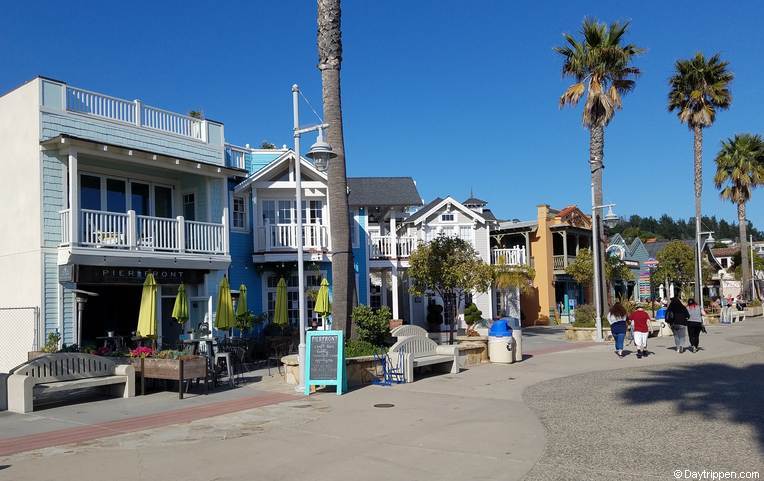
96 334 126 351
182 339 217 387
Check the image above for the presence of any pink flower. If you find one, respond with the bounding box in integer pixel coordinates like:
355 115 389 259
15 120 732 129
129 346 154 358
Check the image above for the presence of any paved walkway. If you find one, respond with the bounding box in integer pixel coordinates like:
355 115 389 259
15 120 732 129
0 321 761 481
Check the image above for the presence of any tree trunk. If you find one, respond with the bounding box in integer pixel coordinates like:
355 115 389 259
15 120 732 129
317 0 354 336
693 125 703 302
589 125 608 315
738 202 751 300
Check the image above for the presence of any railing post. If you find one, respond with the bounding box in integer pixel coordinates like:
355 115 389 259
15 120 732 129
222 207 230 255
134 99 142 127
127 210 137 249
177 216 186 253
200 120 208 142
68 149 78 247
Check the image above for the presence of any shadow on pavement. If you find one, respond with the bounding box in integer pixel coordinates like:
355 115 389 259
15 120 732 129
620 362 764 451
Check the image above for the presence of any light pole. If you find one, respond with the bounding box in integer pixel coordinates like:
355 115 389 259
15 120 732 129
292 84 336 392
697 231 715 308
751 234 756 301
591 189 619 342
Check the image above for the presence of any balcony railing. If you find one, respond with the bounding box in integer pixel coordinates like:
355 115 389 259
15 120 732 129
491 247 527 266
59 209 227 256
255 223 329 252
65 86 208 142
553 255 577 271
369 235 418 259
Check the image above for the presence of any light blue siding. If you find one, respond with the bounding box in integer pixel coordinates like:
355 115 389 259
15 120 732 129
40 110 224 166
41 80 64 110
207 122 223 146
353 208 369 305
248 152 281 174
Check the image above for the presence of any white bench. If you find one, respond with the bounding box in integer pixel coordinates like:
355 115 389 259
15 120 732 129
388 336 459 383
390 324 429 341
731 311 746 323
7 353 135 413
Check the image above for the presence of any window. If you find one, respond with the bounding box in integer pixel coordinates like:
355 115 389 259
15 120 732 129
80 173 173 217
278 200 292 224
459 226 473 242
266 273 324 326
232 195 248 231
441 226 455 238
131 183 150 216
309 200 323 224
441 213 455 222
106 179 126 213
262 200 276 224
155 186 173 218
183 193 196 221
80 175 101 210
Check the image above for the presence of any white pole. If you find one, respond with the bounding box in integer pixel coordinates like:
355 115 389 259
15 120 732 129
293 85 307 392
751 234 756 300
698 236 705 308
591 182 603 342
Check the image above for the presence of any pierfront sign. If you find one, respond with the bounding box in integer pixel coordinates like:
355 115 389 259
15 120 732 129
64 265 206 285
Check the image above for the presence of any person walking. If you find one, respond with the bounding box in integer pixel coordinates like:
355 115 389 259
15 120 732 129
686 298 707 353
666 295 690 353
628 305 651 359
608 302 628 358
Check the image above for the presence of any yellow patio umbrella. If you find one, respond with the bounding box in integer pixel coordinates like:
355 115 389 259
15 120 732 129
215 276 235 331
236 284 248 318
273 277 288 327
171 283 189 326
314 278 330 321
136 273 158 338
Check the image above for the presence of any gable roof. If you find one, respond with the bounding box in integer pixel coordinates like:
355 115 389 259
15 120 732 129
402 196 486 225
712 246 739 258
233 150 326 192
347 177 422 208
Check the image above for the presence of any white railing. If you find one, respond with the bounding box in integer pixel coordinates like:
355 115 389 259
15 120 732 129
81 209 129 248
491 247 527 266
226 146 246 169
142 105 204 140
59 209 71 245
369 235 418 259
66 87 136 124
59 209 227 256
256 223 328 251
64 86 207 142
137 215 179 251
185 220 226 254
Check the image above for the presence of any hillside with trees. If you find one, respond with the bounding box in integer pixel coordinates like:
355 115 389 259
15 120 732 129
609 214 762 242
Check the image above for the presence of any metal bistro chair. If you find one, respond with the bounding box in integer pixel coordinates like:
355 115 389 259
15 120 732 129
372 350 406 386
267 339 289 377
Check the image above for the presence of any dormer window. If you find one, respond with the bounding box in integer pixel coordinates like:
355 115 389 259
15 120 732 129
441 213 455 222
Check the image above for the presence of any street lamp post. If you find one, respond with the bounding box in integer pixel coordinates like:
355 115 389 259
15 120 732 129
292 84 336 392
590 184 619 343
697 231 715 308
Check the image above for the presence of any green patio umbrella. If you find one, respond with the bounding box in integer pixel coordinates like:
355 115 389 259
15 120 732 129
215 276 235 331
136 273 158 338
314 278 330 325
171 283 189 327
273 277 288 327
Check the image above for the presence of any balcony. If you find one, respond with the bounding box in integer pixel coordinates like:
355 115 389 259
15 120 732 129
59 209 228 256
255 223 329 252
553 255 577 271
369 235 418 259
491 247 527 266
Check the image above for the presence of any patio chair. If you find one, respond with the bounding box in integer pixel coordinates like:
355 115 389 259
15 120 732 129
267 339 289 377
371 351 406 386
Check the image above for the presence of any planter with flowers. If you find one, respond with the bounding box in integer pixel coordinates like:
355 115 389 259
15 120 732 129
114 347 208 399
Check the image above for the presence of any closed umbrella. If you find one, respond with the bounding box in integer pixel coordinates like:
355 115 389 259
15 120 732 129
172 283 189 327
314 278 330 329
215 276 235 331
273 277 288 327
236 284 248 318
136 273 158 338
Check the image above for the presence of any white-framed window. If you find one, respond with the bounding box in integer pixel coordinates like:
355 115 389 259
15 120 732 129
441 213 455 222
183 192 196 221
232 195 248 231
459 225 473 242
265 272 324 326
79 172 174 218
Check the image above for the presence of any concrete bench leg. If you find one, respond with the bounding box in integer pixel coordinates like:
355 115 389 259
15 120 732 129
114 365 135 398
7 374 34 414
404 353 414 383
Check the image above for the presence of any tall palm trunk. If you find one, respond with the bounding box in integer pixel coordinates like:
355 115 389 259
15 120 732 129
589 125 608 312
318 0 354 335
738 202 751 300
693 124 704 302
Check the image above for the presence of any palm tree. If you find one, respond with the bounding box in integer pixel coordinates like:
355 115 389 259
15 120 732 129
555 18 643 311
668 53 733 301
494 264 535 319
714 134 764 300
317 0 354 335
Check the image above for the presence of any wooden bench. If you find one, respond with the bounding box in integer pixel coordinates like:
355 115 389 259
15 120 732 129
390 324 429 341
388 336 459 383
7 353 135 413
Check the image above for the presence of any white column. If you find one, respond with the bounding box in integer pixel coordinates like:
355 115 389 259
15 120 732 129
390 210 398 259
392 265 400 320
562 231 568 266
68 149 78 246
251 190 258 252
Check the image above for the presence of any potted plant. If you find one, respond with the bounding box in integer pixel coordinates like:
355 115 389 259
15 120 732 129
463 303 483 336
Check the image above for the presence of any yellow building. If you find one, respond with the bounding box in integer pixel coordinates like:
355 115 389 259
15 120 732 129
490 205 593 325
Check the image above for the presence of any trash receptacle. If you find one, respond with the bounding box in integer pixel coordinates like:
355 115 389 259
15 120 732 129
505 317 523 362
488 319 514 363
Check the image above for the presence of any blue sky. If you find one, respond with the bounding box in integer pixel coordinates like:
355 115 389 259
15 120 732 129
2 1 763 230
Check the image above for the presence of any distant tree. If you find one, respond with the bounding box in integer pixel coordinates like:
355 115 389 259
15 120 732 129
565 248 635 286
408 235 494 343
654 241 698 298
260 141 276 149
189 110 203 119
493 264 535 318
714 134 764 299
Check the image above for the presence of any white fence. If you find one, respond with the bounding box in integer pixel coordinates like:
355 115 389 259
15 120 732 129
0 307 40 373
491 247 527 266
185 220 226 254
65 86 206 141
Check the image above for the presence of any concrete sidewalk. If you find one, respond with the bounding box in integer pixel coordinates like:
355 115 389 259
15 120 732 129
0 320 760 481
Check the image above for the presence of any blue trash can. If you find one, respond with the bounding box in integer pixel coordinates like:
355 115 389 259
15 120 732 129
488 319 514 363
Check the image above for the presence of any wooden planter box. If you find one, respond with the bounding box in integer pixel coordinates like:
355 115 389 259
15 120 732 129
114 356 207 399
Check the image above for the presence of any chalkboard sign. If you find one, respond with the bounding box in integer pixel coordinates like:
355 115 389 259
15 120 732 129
304 330 346 396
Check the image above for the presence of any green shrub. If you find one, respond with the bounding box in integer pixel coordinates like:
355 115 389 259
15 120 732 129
344 339 386 358
463 303 483 325
572 304 613 328
352 305 391 345
43 332 61 353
